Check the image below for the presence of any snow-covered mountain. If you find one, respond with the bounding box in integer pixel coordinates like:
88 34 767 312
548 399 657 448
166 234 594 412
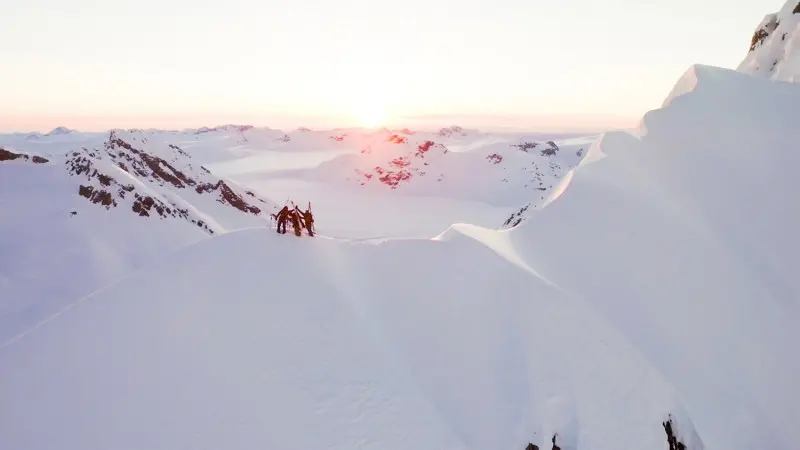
6 11 800 444
300 128 586 207
1 125 583 343
45 126 75 136
3 63 800 450
738 0 800 81
0 129 276 342
3 62 799 450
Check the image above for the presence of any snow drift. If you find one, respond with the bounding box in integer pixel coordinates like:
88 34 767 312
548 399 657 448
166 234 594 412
499 64 800 450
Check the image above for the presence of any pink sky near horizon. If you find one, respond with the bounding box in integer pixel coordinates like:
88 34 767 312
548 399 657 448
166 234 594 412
0 112 638 134
0 0 782 134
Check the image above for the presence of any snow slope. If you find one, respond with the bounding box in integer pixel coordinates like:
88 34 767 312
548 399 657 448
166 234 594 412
1 126 584 342
483 64 800 450
0 131 275 343
737 0 800 81
0 228 701 450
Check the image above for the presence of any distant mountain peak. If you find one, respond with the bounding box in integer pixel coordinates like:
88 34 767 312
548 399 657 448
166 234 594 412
45 126 74 136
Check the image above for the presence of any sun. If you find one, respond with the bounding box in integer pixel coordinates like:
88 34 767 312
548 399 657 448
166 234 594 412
352 100 387 129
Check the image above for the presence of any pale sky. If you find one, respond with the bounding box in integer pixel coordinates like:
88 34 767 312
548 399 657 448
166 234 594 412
0 0 784 133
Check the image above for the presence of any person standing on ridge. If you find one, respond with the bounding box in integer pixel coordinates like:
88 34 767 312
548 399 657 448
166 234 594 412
300 203 314 237
289 207 302 236
274 205 289 234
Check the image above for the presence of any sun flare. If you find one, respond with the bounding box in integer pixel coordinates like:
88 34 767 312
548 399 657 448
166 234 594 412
353 101 387 128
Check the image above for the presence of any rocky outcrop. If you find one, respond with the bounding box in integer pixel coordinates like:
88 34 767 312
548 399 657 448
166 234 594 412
438 125 465 137
504 203 531 228
78 185 116 208
663 416 688 450
352 139 449 189
0 148 25 161
106 132 195 188
62 131 272 233
387 134 407 144
738 1 800 82
541 141 559 156
0 148 49 163
524 434 560 450
195 180 262 215
512 141 539 152
487 153 504 164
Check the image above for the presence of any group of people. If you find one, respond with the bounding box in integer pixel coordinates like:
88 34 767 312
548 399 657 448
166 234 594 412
273 202 315 237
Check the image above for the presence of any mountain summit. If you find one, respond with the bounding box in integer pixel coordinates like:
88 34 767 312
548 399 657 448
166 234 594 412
45 126 75 136
738 0 800 81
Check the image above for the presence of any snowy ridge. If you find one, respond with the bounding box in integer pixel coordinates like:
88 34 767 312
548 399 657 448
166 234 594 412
738 0 800 81
63 129 275 234
0 129 277 344
507 65 800 450
0 227 703 450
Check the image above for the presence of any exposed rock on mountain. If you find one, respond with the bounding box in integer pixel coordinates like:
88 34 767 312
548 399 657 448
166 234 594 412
0 148 49 164
61 131 273 233
738 1 800 82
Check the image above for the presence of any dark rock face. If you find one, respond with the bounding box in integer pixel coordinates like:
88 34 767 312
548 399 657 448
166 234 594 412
748 14 780 52
513 141 539 152
751 28 771 51
523 434 559 450
663 416 688 450
195 180 262 215
416 140 435 157
60 131 270 233
0 148 25 161
130 193 214 234
487 153 504 164
387 134 407 144
541 141 559 156
0 148 49 163
512 140 558 156
107 133 195 188
551 434 561 450
78 185 116 208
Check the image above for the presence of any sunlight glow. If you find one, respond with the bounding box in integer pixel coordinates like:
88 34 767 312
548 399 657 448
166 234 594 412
353 102 387 128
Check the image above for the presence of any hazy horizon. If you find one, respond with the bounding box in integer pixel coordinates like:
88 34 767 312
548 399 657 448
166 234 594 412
1 0 783 133
0 112 632 134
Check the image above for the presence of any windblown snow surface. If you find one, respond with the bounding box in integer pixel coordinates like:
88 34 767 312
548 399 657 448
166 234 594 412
2 65 800 450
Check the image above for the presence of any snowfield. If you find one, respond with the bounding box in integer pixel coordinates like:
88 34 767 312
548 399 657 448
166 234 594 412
0 228 704 450
3 17 800 450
